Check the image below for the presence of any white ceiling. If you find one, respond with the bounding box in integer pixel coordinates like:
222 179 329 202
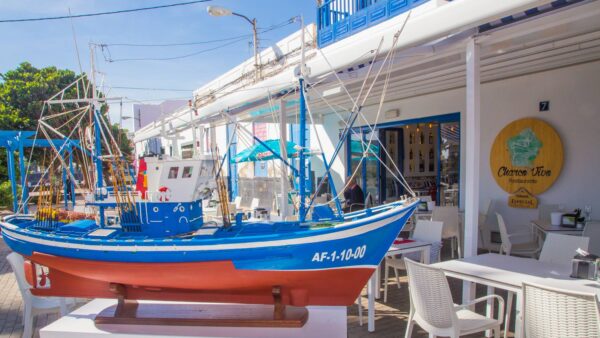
245 0 600 123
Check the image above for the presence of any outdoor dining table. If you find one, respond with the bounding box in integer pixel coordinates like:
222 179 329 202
366 239 432 332
432 253 600 338
530 219 585 247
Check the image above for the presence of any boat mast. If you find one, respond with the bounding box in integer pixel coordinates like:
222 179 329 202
90 45 105 226
298 79 306 222
298 17 307 223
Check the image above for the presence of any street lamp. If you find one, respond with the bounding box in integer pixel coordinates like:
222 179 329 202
207 5 260 81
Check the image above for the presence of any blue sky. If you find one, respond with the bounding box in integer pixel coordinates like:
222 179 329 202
0 0 316 130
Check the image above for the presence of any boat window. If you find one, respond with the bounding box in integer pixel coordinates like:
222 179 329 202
182 166 193 178
168 167 179 179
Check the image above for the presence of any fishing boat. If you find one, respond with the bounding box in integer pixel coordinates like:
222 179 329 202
1 21 419 322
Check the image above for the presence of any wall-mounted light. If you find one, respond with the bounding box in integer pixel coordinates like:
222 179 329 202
384 108 400 120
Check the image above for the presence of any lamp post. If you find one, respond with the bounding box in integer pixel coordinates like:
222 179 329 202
207 5 260 82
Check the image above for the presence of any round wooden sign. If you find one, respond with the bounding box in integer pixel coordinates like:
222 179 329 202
490 117 563 195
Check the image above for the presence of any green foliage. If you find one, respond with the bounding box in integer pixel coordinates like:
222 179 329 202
0 62 80 130
0 181 21 210
109 123 133 157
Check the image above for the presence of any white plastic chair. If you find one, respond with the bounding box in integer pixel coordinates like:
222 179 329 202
404 258 504 338
504 233 589 338
7 252 73 338
539 233 589 267
432 206 461 258
523 281 600 338
364 192 374 208
537 204 559 222
496 213 540 258
233 196 243 210
383 220 443 302
250 198 260 210
583 221 600 255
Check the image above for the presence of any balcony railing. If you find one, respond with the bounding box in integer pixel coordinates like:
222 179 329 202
317 0 429 47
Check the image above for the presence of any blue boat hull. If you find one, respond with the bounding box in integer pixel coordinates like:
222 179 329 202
1 199 418 306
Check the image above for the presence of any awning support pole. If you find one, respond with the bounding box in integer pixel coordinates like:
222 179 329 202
463 37 480 304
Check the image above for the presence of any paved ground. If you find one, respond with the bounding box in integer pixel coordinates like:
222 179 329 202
0 236 507 338
0 239 59 338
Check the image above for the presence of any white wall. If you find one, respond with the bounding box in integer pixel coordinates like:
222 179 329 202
344 60 600 227
479 60 600 228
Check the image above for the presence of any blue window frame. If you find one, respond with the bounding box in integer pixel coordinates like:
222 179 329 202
344 112 460 206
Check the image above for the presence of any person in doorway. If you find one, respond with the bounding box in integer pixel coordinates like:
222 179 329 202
343 175 364 212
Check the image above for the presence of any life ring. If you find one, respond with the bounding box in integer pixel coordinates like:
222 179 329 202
158 186 171 202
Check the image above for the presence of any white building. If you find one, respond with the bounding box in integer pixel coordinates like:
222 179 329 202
133 100 188 156
134 0 600 252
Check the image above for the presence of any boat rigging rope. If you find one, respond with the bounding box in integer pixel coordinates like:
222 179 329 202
306 11 415 201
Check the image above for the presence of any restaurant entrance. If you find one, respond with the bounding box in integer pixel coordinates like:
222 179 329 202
347 112 460 206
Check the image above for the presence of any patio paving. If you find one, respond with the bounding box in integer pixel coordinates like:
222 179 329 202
0 237 504 338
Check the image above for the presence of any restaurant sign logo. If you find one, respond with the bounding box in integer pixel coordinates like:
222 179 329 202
490 118 563 208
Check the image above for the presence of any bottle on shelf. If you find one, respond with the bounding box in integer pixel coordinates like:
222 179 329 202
419 131 424 145
428 148 435 172
409 132 414 144
428 131 433 144
419 150 425 172
409 149 413 160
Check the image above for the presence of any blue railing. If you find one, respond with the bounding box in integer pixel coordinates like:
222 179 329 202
317 0 429 47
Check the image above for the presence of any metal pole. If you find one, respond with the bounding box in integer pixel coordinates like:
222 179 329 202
18 134 29 214
69 149 76 208
7 148 18 212
279 99 289 219
252 18 260 81
62 150 68 210
299 78 307 222
94 111 105 227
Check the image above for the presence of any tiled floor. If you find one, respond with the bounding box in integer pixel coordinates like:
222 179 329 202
0 237 504 338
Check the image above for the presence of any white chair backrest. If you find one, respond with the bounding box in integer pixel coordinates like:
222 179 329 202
432 206 460 239
250 198 260 209
538 204 559 222
523 281 600 338
404 258 457 329
234 196 242 209
365 192 373 208
420 195 433 202
7 252 32 303
496 213 512 249
539 233 589 266
583 221 600 256
413 220 444 243
314 196 328 205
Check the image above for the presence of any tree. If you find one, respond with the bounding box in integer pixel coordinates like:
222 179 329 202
0 62 80 129
0 62 133 184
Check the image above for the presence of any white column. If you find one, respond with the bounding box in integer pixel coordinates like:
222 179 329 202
210 124 217 153
279 99 289 219
192 124 198 158
198 126 206 154
463 37 480 303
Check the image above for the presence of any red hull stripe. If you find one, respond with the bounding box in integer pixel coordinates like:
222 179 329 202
28 252 374 307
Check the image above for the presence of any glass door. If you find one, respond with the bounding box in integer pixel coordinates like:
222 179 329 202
439 122 460 206
381 128 404 202
349 131 380 205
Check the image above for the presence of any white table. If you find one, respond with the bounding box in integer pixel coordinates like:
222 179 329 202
41 299 348 338
531 219 584 236
432 253 600 338
366 240 432 332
